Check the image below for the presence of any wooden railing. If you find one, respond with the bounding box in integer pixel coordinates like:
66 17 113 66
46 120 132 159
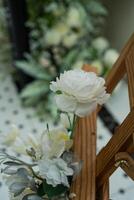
71 33 134 200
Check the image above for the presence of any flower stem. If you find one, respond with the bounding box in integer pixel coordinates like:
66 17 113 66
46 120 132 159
66 113 72 130
70 114 77 139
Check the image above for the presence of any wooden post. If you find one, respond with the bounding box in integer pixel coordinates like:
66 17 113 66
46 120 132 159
70 65 97 200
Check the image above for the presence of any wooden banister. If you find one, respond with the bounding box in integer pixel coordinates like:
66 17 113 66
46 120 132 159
96 33 134 199
126 45 134 109
96 109 134 188
115 152 134 180
71 33 134 200
105 33 134 94
70 65 97 200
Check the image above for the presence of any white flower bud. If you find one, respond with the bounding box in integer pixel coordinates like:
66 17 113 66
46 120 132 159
92 37 109 53
103 49 119 67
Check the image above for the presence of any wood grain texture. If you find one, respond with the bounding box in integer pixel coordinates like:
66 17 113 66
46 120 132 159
96 33 134 190
97 180 109 200
70 64 97 200
105 33 134 94
96 109 134 188
70 33 134 200
70 114 96 200
126 45 134 109
115 152 134 181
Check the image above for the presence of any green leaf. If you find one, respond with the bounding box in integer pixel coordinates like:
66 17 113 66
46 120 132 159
16 60 51 80
37 182 46 197
56 90 62 95
23 96 41 106
88 1 108 16
21 80 49 98
37 181 68 198
62 49 79 69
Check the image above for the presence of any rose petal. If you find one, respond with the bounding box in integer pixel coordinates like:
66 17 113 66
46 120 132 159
75 102 97 117
55 94 77 113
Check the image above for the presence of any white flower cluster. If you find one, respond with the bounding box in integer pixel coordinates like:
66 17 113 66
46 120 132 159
72 37 119 75
45 7 84 48
1 126 73 188
0 69 109 199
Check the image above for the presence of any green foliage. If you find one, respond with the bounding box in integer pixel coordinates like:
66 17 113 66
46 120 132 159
37 180 68 198
14 0 117 118
21 80 49 98
87 1 108 15
16 60 52 80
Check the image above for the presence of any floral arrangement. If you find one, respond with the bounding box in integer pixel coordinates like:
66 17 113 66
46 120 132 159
14 0 117 118
0 69 109 200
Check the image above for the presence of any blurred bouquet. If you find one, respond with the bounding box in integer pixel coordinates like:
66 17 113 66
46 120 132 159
0 69 109 200
15 0 118 117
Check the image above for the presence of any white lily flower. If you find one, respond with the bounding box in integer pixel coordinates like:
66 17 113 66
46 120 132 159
41 128 73 159
1 126 72 161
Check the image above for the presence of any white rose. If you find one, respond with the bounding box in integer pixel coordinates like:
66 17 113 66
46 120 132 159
50 69 110 117
91 60 103 75
92 37 109 54
103 49 119 67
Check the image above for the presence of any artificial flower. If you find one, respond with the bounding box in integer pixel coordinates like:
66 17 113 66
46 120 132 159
41 128 73 159
5 168 36 197
50 69 110 117
38 158 73 187
3 126 72 161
